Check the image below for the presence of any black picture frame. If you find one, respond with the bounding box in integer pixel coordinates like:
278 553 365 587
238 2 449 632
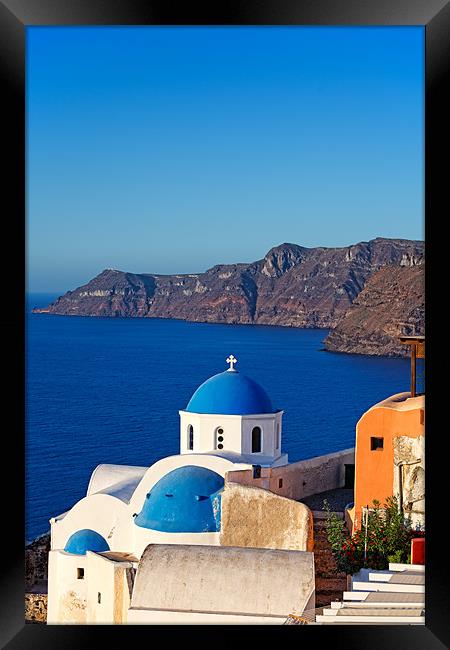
1 0 448 647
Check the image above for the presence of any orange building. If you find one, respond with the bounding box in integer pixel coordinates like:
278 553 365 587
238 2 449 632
348 337 425 534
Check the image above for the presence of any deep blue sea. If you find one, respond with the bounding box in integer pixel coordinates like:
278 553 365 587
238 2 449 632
26 293 423 542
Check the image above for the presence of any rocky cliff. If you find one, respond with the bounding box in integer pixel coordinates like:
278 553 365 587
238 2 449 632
323 265 425 357
25 532 50 624
33 238 424 355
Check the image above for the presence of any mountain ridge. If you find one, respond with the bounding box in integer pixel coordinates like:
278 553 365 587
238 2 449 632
33 237 424 356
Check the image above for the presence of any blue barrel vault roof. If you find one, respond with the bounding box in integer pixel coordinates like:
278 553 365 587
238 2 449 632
134 465 224 533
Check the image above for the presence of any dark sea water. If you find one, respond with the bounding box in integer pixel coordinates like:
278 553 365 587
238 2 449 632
26 293 423 542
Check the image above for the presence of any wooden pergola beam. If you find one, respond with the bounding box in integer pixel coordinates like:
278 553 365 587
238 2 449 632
399 336 425 397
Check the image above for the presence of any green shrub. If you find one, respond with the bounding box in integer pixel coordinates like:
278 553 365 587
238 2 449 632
323 495 423 575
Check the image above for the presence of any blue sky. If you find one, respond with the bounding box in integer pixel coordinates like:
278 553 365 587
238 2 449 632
27 26 424 293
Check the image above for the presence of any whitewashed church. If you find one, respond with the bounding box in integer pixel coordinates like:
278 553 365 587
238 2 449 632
46 356 320 624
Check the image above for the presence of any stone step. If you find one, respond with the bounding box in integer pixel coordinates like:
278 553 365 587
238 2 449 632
312 512 347 609
316 612 424 624
323 607 423 617
316 620 424 625
367 572 424 585
343 591 424 604
389 562 425 572
332 600 424 609
352 580 424 593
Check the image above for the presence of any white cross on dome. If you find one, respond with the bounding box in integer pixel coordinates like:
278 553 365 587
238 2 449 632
226 354 237 371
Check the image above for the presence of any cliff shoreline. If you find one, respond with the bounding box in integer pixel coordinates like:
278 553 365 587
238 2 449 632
33 238 424 357
25 532 50 624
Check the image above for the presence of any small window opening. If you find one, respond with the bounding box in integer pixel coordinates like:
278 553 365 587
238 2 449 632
344 464 355 488
98 592 101 604
371 437 384 451
252 426 262 453
278 478 283 488
215 426 224 450
188 425 194 450
77 568 84 580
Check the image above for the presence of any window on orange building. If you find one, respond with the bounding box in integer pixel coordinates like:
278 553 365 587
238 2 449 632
370 437 384 451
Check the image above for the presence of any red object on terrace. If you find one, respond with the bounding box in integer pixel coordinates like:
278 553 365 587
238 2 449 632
411 537 425 564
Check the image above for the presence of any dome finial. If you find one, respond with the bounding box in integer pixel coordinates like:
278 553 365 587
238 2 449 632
226 354 237 372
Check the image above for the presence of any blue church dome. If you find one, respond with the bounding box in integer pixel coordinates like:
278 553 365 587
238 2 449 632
64 529 110 555
186 369 274 415
134 465 224 533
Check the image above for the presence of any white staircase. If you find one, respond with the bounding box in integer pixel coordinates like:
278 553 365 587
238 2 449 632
315 563 425 625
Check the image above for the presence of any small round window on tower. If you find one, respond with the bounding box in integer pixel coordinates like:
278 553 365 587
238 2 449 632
215 426 224 450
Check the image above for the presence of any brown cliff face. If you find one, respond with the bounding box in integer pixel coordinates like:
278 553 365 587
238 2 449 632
36 270 157 318
323 265 425 357
33 238 424 355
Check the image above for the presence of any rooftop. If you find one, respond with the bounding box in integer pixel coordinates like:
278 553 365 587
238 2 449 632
98 551 139 563
368 392 425 413
298 487 353 513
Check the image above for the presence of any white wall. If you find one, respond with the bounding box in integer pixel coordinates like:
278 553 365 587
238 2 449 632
48 550 135 624
51 454 238 561
179 410 284 462
47 551 88 624
179 411 243 454
241 412 283 459
85 552 133 624
50 493 131 552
